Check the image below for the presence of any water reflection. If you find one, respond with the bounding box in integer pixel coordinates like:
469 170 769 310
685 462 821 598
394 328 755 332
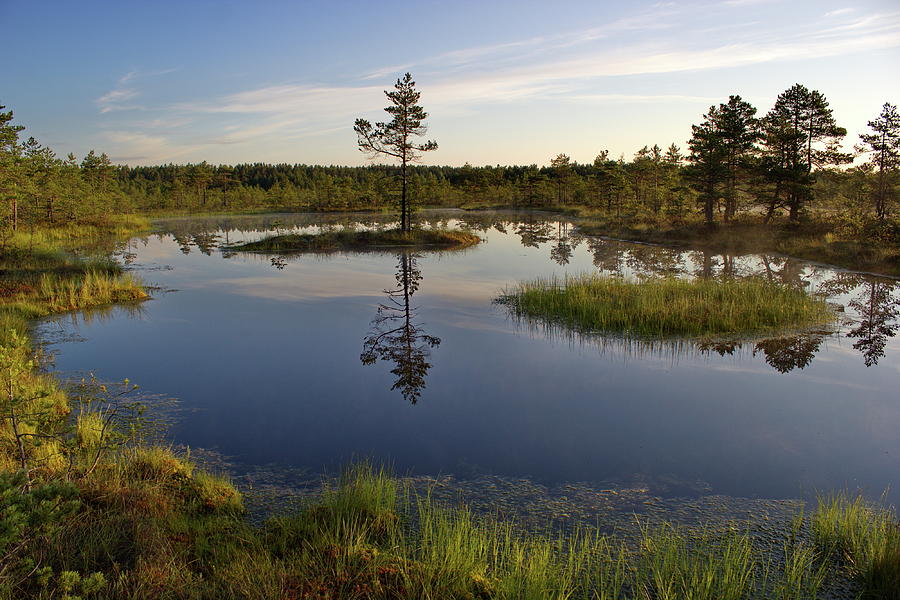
152 210 899 372
751 334 823 373
849 283 898 367
42 211 900 504
360 252 440 404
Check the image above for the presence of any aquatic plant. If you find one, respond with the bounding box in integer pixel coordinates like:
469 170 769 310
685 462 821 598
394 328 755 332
812 492 900 598
500 274 835 338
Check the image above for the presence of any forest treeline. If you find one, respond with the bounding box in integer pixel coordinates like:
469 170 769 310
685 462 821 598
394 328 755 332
1 83 897 242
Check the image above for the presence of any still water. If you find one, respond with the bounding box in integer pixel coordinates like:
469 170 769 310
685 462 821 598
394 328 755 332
37 211 900 505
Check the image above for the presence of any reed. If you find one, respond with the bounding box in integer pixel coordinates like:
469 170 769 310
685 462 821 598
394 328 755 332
812 492 900 598
38 270 147 313
501 274 834 338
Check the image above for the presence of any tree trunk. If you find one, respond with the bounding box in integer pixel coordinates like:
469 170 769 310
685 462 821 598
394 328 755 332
788 189 801 223
704 180 715 225
401 160 408 232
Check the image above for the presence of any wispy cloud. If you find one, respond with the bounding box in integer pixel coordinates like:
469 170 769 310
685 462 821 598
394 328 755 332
722 0 778 6
96 71 140 113
96 5 900 165
95 68 179 114
103 130 200 164
825 8 854 18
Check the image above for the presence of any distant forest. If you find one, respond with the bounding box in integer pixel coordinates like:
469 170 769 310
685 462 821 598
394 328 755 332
1 84 897 238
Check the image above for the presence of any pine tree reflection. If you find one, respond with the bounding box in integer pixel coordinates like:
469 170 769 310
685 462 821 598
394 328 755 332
361 252 440 404
847 280 899 367
752 334 823 373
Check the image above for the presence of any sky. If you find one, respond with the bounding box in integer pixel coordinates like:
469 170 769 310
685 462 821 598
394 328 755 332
2 0 899 167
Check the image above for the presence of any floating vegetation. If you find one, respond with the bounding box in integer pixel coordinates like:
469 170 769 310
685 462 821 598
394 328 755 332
499 275 836 338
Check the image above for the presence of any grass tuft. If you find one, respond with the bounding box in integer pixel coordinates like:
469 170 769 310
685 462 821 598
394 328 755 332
812 492 900 598
500 274 835 338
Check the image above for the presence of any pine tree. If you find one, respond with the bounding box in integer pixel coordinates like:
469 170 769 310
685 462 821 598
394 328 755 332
0 105 25 232
354 73 437 232
859 102 900 220
760 84 850 222
686 105 728 224
716 96 758 222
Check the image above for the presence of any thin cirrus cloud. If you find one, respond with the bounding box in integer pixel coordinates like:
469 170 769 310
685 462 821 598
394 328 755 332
95 68 180 114
100 6 899 165
197 9 897 120
95 71 140 114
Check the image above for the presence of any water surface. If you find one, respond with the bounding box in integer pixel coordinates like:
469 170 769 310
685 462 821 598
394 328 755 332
37 211 900 506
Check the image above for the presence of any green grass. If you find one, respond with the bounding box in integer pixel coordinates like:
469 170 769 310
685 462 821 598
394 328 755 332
3 452 897 599
226 227 481 253
0 216 150 343
812 492 900 598
500 275 835 338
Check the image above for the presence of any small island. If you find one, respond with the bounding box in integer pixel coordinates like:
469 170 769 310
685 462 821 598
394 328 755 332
225 228 482 253
499 275 835 338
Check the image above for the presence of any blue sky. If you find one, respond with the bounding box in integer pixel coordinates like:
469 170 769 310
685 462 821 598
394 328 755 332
2 0 898 166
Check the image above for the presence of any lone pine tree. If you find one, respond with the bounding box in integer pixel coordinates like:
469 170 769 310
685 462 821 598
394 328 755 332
354 73 437 232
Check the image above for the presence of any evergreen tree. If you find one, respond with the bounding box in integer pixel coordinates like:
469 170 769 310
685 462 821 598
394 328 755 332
686 105 728 224
354 73 437 232
716 96 758 222
859 102 900 221
0 105 25 232
549 153 572 204
760 84 850 222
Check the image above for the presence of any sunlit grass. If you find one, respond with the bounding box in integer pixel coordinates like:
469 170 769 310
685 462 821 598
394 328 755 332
2 450 896 598
500 274 835 338
37 270 147 313
812 492 900 598
0 217 150 342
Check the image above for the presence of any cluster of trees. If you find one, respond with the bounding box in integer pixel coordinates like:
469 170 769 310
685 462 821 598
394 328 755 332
686 86 898 225
0 105 135 235
2 85 897 235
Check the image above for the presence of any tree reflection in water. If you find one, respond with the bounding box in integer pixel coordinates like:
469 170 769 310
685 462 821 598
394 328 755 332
847 280 899 367
361 252 440 404
752 334 823 373
162 211 897 373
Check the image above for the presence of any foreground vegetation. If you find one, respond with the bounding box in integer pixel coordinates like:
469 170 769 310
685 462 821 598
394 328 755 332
3 456 898 599
226 228 481 254
499 275 835 338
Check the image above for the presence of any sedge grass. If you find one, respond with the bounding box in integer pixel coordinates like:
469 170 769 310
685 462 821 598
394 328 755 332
37 270 147 313
501 274 835 338
812 492 900 598
4 456 896 599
